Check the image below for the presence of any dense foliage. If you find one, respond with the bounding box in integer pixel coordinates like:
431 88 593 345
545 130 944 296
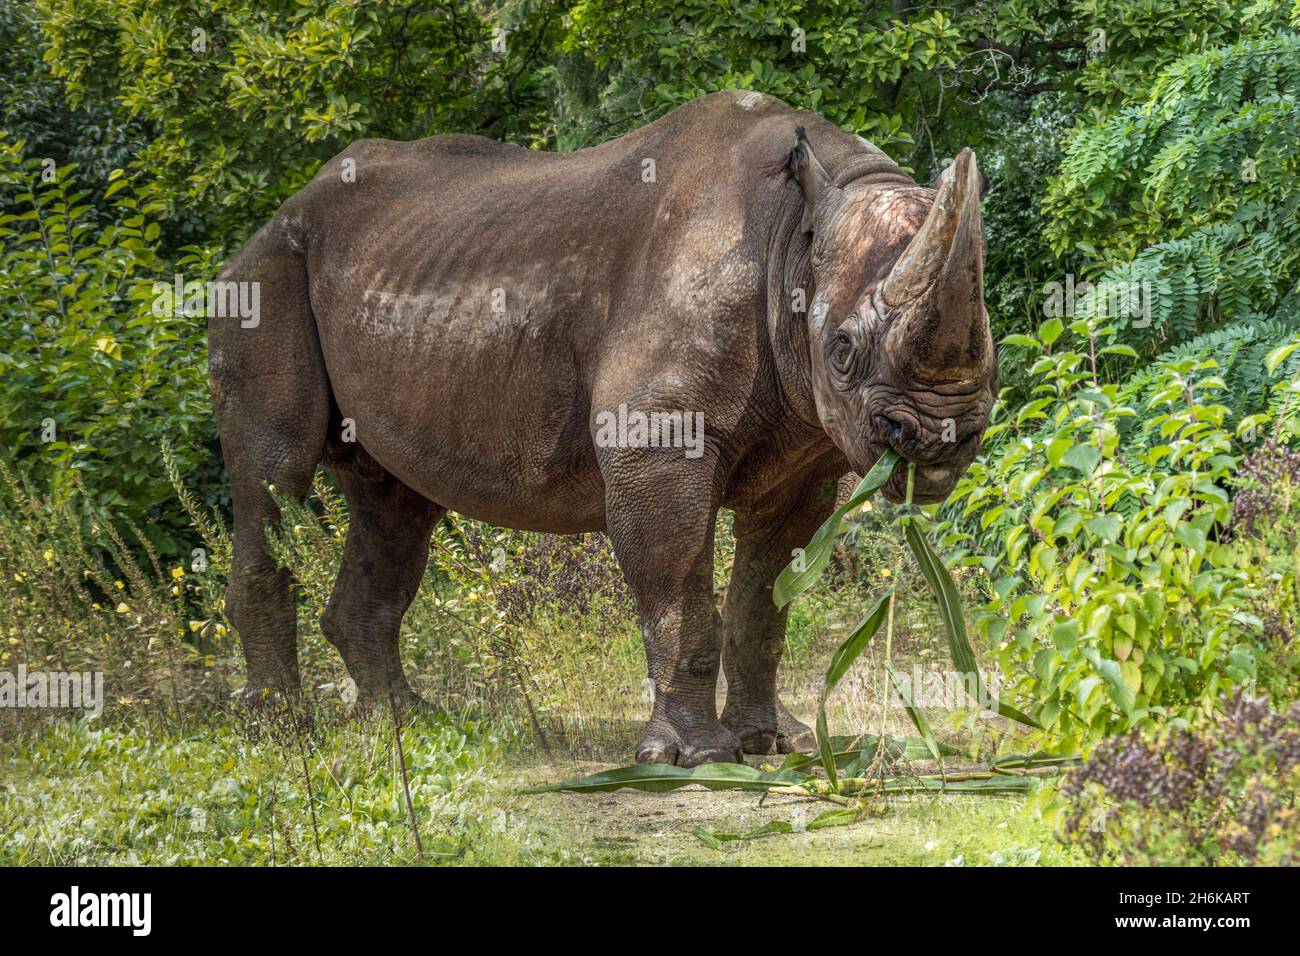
34 0 566 236
0 141 217 550
1045 30 1300 360
939 316 1300 750
3 0 1300 863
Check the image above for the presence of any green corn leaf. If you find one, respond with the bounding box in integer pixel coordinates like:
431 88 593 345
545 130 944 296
886 659 942 768
990 752 1082 773
814 707 836 790
806 806 863 830
691 806 863 848
903 516 1042 729
825 591 894 688
691 827 728 850
779 733 960 773
839 774 1046 796
898 775 1045 795
773 449 901 608
522 762 805 794
692 820 792 847
816 590 892 790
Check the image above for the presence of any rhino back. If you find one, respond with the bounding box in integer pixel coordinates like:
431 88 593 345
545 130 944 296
262 92 863 529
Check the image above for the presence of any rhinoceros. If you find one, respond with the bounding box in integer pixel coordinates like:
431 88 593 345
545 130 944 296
208 90 996 766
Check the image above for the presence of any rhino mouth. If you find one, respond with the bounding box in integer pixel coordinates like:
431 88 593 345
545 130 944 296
863 439 956 505
880 464 952 505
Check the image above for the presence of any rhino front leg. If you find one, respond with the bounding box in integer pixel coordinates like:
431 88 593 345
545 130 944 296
601 453 742 767
721 478 839 754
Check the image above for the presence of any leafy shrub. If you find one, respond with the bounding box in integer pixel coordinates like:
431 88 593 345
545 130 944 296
0 139 218 553
561 0 963 152
1121 319 1300 426
1224 441 1300 689
941 317 1266 751
1061 691 1300 865
0 0 145 209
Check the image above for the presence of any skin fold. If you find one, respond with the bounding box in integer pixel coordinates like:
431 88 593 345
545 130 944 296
208 90 996 767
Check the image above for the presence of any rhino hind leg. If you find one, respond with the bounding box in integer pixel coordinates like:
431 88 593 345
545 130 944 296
720 481 839 754
210 223 332 698
320 441 443 711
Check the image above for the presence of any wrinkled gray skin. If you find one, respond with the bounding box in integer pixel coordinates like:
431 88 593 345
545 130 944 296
209 91 996 767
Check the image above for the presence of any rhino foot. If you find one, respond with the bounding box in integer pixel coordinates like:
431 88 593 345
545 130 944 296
719 711 777 755
635 719 743 767
721 701 816 755
355 683 432 720
774 709 817 754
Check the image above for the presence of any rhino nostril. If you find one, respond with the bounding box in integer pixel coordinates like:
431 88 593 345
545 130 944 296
920 465 951 484
877 415 906 441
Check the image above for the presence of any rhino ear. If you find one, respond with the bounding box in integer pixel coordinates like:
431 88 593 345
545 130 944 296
773 127 832 235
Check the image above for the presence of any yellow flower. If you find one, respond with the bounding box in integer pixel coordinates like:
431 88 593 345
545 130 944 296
215 623 227 637
43 549 54 563
114 580 125 590
188 620 204 633
170 567 185 580
115 602 130 613
881 568 892 578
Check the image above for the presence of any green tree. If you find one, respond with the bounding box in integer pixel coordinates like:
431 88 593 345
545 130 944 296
36 0 568 239
1045 29 1300 363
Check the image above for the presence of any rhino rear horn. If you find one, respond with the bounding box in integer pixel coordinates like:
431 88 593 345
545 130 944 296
882 148 991 378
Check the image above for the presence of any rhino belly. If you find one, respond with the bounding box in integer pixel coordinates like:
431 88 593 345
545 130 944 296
311 281 609 533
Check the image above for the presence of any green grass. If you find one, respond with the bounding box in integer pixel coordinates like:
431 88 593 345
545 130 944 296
0 711 559 866
1 710 1080 866
0 471 1079 867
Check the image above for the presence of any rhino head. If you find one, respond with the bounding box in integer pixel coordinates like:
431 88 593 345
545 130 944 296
781 129 996 504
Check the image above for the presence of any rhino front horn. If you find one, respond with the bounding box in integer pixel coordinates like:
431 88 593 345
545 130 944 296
882 148 991 379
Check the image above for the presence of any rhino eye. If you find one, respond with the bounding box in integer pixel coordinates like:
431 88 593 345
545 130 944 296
830 331 854 374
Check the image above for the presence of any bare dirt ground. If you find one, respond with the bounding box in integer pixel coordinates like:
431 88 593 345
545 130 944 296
505 707 1075 867
496 602 1076 867
511 759 1070 865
